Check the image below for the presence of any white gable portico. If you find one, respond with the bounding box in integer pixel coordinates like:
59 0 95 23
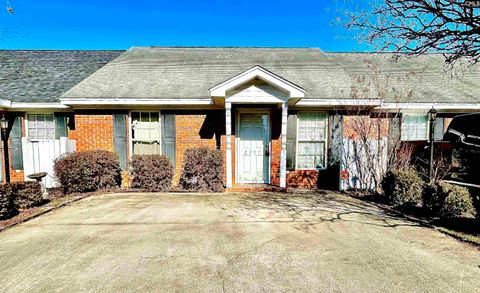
210 66 306 189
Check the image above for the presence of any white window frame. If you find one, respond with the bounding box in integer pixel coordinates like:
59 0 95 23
128 111 162 157
401 113 429 141
295 111 328 171
25 112 56 141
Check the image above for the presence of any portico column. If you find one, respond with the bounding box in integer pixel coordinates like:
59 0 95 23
225 102 233 188
280 102 288 188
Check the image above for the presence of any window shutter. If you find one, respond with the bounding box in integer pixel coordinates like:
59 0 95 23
161 114 176 166
10 116 23 170
286 113 296 170
54 114 68 139
434 118 444 141
113 114 128 170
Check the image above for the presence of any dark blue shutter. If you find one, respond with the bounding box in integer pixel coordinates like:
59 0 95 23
162 114 176 166
113 114 127 170
286 113 297 170
10 116 23 170
54 115 68 139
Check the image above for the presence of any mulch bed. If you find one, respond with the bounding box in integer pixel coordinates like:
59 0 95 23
0 191 93 232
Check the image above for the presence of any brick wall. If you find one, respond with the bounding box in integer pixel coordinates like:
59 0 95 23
68 114 114 152
287 170 318 188
174 114 219 185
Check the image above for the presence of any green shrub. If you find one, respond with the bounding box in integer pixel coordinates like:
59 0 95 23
130 155 174 191
423 181 475 218
12 181 43 209
180 147 224 192
0 183 15 219
438 182 474 218
381 169 423 207
54 150 122 194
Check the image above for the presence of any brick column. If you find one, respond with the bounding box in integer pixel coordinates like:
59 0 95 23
280 102 288 188
225 102 233 188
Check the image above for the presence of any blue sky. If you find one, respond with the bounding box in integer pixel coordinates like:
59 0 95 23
0 0 368 51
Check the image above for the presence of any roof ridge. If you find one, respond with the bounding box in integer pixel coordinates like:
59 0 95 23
131 46 321 50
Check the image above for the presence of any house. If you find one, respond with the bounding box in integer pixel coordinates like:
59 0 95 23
0 47 479 190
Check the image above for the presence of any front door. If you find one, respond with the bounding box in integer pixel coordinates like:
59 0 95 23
237 113 269 183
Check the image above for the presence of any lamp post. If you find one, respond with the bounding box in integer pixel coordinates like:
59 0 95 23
428 107 438 183
0 115 10 183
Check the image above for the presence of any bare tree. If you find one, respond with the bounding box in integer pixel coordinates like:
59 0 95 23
346 0 480 65
338 58 427 192
6 0 13 13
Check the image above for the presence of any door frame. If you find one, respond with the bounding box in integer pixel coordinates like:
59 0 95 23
235 108 271 184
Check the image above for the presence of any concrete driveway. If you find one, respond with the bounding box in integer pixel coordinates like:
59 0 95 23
0 191 479 292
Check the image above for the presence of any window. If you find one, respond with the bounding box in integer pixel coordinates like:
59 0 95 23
131 112 161 155
296 112 328 169
27 114 55 140
401 114 428 141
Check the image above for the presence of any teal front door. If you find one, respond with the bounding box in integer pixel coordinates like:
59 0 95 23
237 113 269 183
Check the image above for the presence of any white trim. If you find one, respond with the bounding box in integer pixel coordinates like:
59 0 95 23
60 98 212 106
295 111 329 171
235 109 271 184
128 111 133 159
279 102 288 188
11 102 70 109
295 99 381 107
210 65 306 99
0 99 11 108
379 102 480 110
225 102 232 188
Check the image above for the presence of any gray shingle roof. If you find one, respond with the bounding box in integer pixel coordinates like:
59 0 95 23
0 50 123 103
2 47 479 104
62 47 480 103
61 47 354 100
328 53 480 103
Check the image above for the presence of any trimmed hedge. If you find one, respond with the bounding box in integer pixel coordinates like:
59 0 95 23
381 169 423 207
130 155 174 191
179 147 224 192
54 150 122 194
12 181 43 210
0 183 15 220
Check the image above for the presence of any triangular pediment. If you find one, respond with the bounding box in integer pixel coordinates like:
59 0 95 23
209 65 305 99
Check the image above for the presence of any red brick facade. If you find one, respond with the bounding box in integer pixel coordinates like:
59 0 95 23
286 170 318 188
174 114 218 184
1 109 332 190
68 114 114 152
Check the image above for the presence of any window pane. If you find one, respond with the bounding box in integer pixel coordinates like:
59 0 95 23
133 141 161 155
27 114 55 140
401 115 428 141
296 112 327 169
298 112 326 141
132 112 160 140
297 142 325 169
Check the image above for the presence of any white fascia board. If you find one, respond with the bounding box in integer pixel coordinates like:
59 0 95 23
60 98 213 106
209 65 306 99
379 103 480 110
295 99 382 107
10 102 70 109
0 98 11 109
